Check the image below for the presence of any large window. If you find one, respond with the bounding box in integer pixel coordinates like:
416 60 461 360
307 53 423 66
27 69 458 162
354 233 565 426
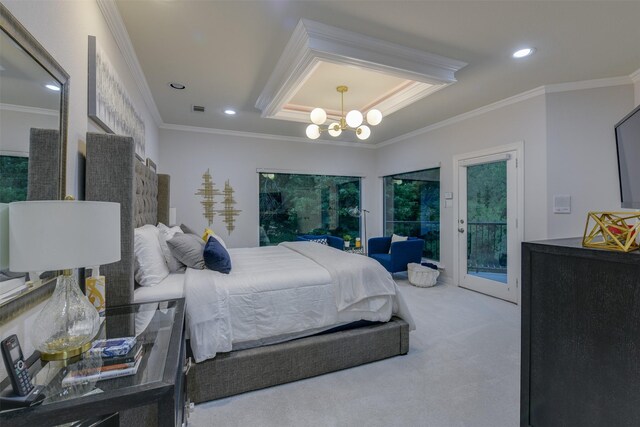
0 155 28 203
383 168 440 260
259 172 361 246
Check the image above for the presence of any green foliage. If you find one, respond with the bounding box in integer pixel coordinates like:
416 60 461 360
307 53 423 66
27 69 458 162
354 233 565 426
466 162 507 222
383 169 440 260
0 156 28 203
466 162 508 270
258 173 361 246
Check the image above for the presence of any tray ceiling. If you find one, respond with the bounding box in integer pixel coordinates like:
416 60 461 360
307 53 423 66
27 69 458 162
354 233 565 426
255 19 466 124
114 1 640 145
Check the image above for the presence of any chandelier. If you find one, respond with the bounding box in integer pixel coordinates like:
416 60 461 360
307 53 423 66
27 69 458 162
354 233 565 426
305 86 382 141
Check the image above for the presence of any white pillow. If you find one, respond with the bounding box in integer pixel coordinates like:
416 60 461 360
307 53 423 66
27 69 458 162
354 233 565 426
157 223 185 272
389 233 408 254
134 225 170 286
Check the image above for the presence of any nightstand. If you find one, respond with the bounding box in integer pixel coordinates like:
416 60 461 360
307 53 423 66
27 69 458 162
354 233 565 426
0 298 187 427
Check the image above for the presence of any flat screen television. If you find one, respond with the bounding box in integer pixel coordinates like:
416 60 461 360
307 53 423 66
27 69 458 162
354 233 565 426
615 104 640 209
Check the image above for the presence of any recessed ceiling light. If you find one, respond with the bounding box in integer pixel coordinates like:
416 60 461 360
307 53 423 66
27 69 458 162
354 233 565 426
513 48 536 58
224 109 237 116
169 82 186 90
45 84 60 91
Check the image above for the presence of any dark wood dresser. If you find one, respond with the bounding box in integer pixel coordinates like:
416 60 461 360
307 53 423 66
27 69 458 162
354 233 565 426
521 238 640 427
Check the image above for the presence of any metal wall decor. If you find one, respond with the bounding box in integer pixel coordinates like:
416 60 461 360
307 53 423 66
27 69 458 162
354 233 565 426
195 169 222 226
216 180 242 234
195 170 241 234
88 35 146 158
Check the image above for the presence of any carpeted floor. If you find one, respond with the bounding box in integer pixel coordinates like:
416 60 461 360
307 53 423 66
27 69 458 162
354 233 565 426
190 276 521 427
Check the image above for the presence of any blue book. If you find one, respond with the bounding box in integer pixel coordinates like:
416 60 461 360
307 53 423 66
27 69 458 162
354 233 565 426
88 337 137 358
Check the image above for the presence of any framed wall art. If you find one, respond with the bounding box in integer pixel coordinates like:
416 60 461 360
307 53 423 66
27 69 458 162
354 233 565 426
88 35 145 158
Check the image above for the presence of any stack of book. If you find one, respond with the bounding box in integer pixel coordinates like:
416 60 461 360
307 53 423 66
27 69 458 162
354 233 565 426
62 337 143 386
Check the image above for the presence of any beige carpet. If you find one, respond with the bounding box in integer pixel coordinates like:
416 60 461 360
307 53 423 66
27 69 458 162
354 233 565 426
190 276 520 427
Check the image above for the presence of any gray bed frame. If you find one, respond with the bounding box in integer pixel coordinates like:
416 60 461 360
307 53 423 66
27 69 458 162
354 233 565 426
85 133 409 404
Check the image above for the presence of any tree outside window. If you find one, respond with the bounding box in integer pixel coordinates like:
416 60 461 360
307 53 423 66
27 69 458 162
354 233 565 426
0 156 28 203
383 168 440 260
259 173 361 246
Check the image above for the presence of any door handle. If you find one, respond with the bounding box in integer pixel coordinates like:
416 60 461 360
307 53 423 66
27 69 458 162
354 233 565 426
458 228 465 233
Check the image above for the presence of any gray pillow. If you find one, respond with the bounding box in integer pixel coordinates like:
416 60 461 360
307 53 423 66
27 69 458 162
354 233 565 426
180 223 198 235
167 233 205 269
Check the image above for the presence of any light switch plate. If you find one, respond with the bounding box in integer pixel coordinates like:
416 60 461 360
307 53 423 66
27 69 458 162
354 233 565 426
553 195 571 214
444 192 453 200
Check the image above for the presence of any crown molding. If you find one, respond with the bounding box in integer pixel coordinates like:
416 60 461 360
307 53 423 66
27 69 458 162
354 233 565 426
0 103 59 116
376 75 634 148
631 67 640 83
376 86 546 148
96 0 162 127
159 123 376 149
544 75 632 94
255 19 467 121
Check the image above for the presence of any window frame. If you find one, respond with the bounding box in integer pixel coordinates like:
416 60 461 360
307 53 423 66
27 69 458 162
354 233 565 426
382 166 441 261
258 171 363 247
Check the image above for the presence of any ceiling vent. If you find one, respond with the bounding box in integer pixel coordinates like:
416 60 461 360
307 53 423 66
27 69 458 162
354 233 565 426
192 105 205 113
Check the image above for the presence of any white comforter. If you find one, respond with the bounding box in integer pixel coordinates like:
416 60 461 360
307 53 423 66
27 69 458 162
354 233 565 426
185 242 415 362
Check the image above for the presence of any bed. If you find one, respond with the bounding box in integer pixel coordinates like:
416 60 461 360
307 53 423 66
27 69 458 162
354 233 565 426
85 133 412 404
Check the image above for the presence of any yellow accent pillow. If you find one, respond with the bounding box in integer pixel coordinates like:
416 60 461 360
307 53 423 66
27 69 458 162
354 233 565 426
202 228 216 242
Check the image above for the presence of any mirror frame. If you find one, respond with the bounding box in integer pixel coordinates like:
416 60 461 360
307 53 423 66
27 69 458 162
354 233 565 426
0 4 69 321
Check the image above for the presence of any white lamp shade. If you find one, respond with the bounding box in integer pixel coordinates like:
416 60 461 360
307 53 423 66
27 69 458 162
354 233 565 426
346 110 363 128
327 123 342 137
366 109 382 126
9 201 121 272
310 108 327 125
306 124 320 139
356 125 371 140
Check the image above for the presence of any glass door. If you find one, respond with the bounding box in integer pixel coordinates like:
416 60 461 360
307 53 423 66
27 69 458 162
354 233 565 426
458 151 518 303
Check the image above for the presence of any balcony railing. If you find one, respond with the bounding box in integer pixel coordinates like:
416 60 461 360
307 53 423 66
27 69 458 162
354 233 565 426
467 221 507 273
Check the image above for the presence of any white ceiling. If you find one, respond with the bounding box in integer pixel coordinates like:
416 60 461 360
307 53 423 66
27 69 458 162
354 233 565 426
115 1 640 145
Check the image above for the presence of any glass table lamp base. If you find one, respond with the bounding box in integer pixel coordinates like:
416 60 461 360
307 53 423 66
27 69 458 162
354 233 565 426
39 340 93 361
32 271 100 361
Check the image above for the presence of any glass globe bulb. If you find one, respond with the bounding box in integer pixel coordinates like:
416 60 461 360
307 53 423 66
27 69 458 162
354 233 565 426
346 110 363 128
366 109 382 126
328 123 342 137
306 124 320 139
310 108 327 125
356 125 371 140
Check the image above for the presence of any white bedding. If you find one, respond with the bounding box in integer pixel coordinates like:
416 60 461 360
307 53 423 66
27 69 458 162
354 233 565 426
134 273 185 303
185 242 415 363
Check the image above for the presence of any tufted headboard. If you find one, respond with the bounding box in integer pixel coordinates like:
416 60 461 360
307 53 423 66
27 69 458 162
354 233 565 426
85 133 170 308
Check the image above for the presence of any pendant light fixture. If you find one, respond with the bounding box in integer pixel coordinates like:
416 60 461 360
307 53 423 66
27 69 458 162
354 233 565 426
306 86 382 141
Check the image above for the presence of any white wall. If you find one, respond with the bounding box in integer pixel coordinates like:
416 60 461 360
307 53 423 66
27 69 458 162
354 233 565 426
159 129 376 248
0 0 160 378
635 78 640 107
0 108 59 153
375 95 548 283
546 84 635 238
3 0 160 198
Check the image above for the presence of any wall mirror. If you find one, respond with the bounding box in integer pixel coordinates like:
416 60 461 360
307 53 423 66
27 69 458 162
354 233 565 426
0 3 69 313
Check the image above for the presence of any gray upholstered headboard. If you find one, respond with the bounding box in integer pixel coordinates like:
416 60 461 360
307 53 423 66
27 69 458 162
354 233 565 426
85 133 170 308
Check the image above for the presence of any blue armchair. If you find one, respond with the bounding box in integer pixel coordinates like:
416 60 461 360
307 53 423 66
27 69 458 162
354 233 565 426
368 236 424 273
297 234 344 250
